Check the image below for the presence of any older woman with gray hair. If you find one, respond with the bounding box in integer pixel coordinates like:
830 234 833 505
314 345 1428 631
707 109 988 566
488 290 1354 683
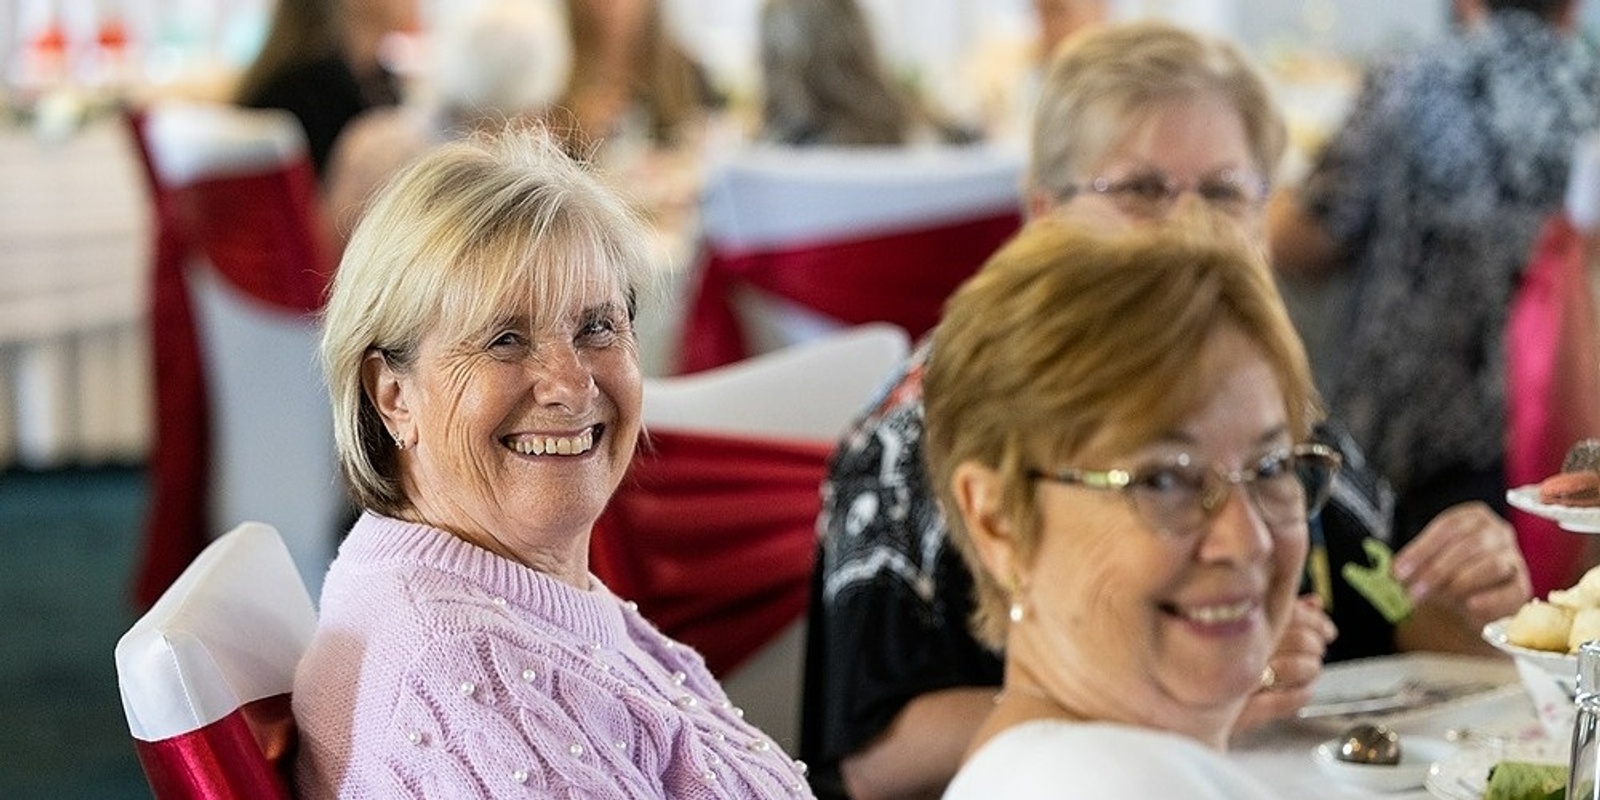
294 129 813 798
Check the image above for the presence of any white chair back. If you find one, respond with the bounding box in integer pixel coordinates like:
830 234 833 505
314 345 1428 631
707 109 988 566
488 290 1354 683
701 144 1024 250
693 144 1024 359
646 322 911 441
145 103 307 186
116 522 316 745
144 101 342 597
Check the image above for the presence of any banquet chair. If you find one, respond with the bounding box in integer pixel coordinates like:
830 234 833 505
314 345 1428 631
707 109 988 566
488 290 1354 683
128 101 341 604
115 521 316 800
593 323 910 752
675 144 1023 374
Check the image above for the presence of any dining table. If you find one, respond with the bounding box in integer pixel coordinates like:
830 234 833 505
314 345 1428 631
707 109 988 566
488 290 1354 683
0 113 151 469
1230 651 1566 799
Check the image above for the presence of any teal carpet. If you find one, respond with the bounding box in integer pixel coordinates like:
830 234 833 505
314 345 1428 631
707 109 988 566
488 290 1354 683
0 466 153 798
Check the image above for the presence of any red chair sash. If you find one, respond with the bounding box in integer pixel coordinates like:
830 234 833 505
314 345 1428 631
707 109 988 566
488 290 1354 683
183 164 331 313
126 108 332 606
592 430 834 675
677 211 1020 374
126 109 212 607
132 694 296 800
1506 213 1600 596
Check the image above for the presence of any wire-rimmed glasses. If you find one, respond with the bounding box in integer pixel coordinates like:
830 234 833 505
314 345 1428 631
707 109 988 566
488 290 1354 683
1027 443 1342 538
1060 168 1270 220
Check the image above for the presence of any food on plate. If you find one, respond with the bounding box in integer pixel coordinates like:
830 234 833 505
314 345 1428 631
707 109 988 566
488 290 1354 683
1537 470 1600 507
1506 600 1575 652
1503 563 1600 653
1553 566 1600 609
1563 438 1600 472
1482 761 1566 800
1573 607 1600 653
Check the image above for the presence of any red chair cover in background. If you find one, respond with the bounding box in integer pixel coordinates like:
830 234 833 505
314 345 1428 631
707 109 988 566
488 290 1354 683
681 213 1020 374
125 108 210 608
601 324 909 752
676 145 1023 374
116 522 315 800
592 430 833 676
125 103 334 607
1506 213 1600 597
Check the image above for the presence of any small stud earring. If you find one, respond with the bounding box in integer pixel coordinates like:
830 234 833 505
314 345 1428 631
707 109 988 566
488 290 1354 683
1008 600 1025 623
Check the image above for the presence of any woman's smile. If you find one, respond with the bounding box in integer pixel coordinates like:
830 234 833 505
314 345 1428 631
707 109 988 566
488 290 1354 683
503 424 603 457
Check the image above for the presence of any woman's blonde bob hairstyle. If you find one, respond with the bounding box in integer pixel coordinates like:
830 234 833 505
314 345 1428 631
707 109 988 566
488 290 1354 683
1028 20 1287 202
321 126 653 516
923 210 1319 648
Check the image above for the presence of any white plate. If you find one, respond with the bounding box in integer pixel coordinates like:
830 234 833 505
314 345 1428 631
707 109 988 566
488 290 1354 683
1297 653 1522 735
1313 735 1455 792
1482 618 1579 696
1507 485 1600 533
1424 738 1567 800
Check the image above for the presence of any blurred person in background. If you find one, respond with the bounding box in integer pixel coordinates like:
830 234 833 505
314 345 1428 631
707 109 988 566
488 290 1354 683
323 0 573 247
559 0 715 155
757 0 975 147
957 0 1109 143
801 21 1530 800
1269 0 1600 546
235 0 419 177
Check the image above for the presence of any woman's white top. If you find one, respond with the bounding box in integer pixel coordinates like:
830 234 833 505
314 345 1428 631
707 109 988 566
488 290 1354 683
943 719 1278 800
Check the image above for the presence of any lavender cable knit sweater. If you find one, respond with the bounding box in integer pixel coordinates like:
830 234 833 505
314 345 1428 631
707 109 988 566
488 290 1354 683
294 513 814 799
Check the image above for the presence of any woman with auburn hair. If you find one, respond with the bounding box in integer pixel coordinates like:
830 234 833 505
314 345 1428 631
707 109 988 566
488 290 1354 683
928 211 1335 796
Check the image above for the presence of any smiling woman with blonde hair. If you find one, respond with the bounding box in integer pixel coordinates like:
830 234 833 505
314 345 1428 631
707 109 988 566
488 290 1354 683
295 128 813 798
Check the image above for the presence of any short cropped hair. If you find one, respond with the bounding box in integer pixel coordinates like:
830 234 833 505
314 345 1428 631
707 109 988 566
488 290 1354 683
923 210 1319 647
320 127 654 515
1028 20 1287 202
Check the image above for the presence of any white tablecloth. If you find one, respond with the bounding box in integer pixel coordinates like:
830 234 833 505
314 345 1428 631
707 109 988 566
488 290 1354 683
0 120 151 468
1232 654 1551 799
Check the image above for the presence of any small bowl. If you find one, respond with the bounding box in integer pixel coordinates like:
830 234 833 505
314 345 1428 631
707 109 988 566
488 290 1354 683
1482 618 1579 698
1313 735 1456 792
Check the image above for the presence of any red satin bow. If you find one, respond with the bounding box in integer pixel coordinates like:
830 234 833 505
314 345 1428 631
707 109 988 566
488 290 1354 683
591 429 835 675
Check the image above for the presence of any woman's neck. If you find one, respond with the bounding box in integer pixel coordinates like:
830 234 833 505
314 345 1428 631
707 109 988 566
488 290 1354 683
994 668 1238 752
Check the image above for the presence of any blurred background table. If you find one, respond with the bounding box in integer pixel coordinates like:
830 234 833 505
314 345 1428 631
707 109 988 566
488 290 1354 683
0 117 151 469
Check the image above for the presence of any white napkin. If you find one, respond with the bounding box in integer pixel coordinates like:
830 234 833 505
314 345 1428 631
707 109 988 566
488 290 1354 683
1516 657 1577 739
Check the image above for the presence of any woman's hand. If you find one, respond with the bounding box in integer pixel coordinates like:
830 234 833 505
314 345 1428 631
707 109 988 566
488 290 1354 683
1234 594 1337 733
1393 502 1532 653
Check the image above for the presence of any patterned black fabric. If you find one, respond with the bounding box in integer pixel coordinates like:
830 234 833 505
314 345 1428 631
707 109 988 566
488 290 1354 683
799 340 1403 797
1302 10 1600 497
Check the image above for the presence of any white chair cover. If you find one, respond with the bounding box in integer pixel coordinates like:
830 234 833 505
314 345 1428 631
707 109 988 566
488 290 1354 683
143 101 342 597
687 144 1024 363
116 521 315 743
646 321 911 441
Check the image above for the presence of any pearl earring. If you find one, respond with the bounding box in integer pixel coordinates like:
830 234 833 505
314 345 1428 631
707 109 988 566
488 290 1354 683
1005 572 1026 623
